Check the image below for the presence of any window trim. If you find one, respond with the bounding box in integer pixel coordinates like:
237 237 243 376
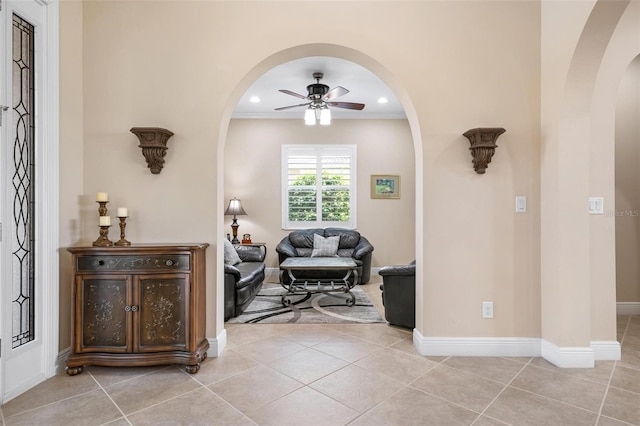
281 144 357 230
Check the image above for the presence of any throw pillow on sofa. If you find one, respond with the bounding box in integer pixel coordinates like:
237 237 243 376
311 234 340 257
223 239 242 265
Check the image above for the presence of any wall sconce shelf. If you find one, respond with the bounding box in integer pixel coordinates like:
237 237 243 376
463 127 506 174
130 127 175 174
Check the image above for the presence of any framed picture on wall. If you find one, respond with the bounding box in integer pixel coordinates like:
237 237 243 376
371 175 400 199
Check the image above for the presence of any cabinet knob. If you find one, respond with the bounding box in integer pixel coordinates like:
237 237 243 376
165 259 174 266
125 305 139 312
131 305 139 312
93 259 105 267
125 306 131 312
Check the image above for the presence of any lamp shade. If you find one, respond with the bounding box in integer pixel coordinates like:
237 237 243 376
319 108 331 125
304 108 316 126
224 198 247 216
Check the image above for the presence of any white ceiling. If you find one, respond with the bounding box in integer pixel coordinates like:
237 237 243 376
232 56 406 120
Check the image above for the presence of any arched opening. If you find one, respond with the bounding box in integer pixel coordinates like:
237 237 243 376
615 55 640 313
540 0 635 364
213 44 424 351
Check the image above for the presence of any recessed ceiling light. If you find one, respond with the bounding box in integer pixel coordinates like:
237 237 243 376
249 96 261 103
377 97 389 104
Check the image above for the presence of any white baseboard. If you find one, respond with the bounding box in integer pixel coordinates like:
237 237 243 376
617 302 640 315
412 331 618 367
412 329 541 357
541 339 594 368
207 329 227 357
591 341 621 361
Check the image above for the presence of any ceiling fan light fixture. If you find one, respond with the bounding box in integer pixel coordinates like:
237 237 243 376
320 108 331 125
304 108 316 125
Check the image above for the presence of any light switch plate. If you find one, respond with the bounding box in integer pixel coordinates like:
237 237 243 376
515 196 526 213
589 197 604 215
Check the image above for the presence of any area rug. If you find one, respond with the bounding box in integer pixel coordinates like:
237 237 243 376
227 282 385 324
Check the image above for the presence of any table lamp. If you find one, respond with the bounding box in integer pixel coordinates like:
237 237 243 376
224 198 247 244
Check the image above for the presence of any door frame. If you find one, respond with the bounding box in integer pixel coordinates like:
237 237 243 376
0 0 59 404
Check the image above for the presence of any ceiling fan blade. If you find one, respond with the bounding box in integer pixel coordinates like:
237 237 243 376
279 89 308 100
323 86 349 101
274 102 311 111
327 101 365 111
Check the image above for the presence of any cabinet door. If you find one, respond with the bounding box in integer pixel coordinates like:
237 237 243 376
76 275 132 353
134 274 190 352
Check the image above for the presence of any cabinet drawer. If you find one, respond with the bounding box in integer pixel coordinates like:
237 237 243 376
76 254 190 272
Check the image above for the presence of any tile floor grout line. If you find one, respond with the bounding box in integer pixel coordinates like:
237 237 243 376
121 384 211 420
595 316 627 425
608 383 640 396
343 374 429 425
507 383 605 415
598 414 638 426
470 356 533 425
89 364 174 389
441 358 530 388
404 381 487 416
520 361 615 387
88 370 132 426
1 380 110 419
201 381 259 425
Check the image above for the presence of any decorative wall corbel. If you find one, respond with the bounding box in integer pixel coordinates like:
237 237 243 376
462 127 506 174
130 127 175 174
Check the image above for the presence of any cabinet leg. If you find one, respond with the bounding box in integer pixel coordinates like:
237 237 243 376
66 366 84 376
185 363 200 374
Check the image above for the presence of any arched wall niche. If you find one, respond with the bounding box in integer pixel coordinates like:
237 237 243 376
213 43 424 346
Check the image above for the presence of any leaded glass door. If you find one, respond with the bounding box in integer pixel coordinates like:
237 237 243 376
1 0 58 404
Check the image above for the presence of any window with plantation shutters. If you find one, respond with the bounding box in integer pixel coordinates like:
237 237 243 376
282 145 357 229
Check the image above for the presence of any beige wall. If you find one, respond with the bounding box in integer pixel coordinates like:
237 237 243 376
225 119 415 271
59 0 542 346
57 0 635 354
616 56 640 303
59 0 84 350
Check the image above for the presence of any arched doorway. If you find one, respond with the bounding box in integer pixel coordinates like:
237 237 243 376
212 44 424 353
540 0 637 365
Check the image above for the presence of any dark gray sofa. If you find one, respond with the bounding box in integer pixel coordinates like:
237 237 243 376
275 228 374 284
224 244 265 321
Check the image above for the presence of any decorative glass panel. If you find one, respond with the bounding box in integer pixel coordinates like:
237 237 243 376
11 14 36 349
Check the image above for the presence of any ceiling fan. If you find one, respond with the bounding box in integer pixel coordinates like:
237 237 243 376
275 72 366 112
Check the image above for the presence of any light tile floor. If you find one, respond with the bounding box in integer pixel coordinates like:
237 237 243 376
2 282 640 425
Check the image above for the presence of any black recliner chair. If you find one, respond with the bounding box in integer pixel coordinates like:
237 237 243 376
378 261 415 329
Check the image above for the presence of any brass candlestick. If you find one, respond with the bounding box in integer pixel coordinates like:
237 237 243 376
115 217 131 246
97 201 109 216
92 226 114 247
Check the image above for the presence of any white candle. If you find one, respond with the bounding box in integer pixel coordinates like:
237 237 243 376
97 192 108 202
117 207 128 217
99 216 111 226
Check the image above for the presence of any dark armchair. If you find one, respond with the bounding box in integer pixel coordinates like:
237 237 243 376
378 261 415 329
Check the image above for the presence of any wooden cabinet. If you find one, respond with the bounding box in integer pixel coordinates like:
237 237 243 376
66 244 209 375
